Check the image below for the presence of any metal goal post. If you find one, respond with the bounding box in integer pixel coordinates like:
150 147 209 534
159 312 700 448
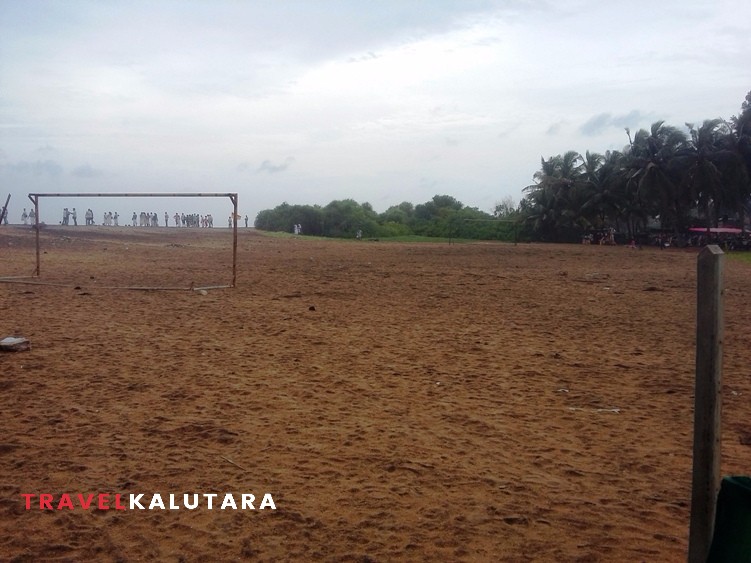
27 192 238 289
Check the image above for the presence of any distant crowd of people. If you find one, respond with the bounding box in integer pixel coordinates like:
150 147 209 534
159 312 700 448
128 212 217 227
6 206 253 228
581 228 616 245
581 230 751 251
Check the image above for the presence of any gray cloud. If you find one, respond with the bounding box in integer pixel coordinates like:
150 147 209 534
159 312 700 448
546 121 565 135
609 110 647 128
347 51 379 63
580 110 647 136
257 157 295 174
579 113 612 136
5 159 63 177
71 164 103 178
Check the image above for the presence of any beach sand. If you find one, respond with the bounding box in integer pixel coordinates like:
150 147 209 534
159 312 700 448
1 226 749 561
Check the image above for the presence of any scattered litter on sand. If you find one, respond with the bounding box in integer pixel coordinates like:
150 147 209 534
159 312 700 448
0 336 30 352
567 406 621 414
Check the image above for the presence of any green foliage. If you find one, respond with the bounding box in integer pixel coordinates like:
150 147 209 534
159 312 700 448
377 221 412 238
519 90 751 241
729 251 751 264
380 201 413 225
254 202 325 235
322 199 380 238
255 194 521 241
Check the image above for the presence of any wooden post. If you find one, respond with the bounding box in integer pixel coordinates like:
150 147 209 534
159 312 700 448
688 245 724 563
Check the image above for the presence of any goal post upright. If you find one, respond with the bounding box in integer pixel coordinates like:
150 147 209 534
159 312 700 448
27 193 41 276
25 191 238 288
230 193 238 288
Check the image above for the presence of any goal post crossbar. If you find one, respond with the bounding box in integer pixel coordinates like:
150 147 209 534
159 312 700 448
28 192 237 198
26 192 239 288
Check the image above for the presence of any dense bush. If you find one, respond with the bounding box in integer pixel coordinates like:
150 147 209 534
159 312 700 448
254 195 521 241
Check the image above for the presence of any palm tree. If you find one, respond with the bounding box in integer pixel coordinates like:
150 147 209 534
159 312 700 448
624 121 690 232
522 184 560 240
518 91 751 241
579 150 626 230
681 119 743 232
523 151 585 239
729 91 751 230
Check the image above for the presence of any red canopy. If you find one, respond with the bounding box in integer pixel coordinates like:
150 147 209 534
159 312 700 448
688 227 743 234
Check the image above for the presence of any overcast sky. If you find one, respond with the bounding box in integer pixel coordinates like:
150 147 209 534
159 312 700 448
1 0 750 225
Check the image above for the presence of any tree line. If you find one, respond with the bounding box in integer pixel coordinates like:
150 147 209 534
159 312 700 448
255 91 751 243
520 91 751 242
254 195 520 241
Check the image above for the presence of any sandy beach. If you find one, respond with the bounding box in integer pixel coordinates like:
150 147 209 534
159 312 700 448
1 225 749 561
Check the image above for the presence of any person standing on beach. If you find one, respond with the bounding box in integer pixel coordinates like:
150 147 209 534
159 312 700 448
71 208 77 226
21 209 28 225
164 212 169 227
245 215 248 227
